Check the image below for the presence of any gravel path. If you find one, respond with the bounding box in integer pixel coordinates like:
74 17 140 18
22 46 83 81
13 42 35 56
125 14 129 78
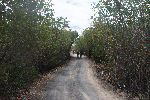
41 55 125 100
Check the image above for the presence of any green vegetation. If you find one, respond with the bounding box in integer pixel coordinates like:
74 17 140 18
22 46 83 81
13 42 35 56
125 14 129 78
75 0 149 98
0 0 78 97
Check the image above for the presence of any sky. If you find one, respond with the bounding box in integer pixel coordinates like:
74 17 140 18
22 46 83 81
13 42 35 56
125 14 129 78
51 0 99 34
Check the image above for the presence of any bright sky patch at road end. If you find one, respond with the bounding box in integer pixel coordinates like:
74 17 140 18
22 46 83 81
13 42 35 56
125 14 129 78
51 0 99 34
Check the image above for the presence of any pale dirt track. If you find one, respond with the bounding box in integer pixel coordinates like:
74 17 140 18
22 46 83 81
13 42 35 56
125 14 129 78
40 54 125 100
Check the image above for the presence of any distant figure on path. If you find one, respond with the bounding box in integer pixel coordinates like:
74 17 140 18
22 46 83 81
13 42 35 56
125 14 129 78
76 51 80 58
73 50 75 54
80 50 83 58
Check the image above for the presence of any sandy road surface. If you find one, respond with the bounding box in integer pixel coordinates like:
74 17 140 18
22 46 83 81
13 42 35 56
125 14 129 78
42 54 124 100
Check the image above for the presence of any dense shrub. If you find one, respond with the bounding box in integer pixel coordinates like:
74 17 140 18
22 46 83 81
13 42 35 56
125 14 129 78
0 0 78 97
75 0 149 98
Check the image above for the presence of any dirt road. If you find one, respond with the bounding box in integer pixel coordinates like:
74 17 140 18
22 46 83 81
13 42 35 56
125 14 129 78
41 55 124 100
